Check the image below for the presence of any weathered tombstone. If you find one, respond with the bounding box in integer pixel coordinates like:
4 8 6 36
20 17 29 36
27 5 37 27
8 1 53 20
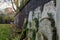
14 0 57 40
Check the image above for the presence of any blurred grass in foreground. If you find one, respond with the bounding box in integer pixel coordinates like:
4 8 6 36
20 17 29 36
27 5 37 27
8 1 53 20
0 24 14 40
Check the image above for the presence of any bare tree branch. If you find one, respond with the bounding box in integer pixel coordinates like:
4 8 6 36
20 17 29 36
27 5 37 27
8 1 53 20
11 0 16 12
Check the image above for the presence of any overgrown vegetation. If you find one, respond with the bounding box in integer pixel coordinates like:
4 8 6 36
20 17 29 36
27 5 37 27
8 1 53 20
0 24 12 40
0 24 25 40
0 14 14 24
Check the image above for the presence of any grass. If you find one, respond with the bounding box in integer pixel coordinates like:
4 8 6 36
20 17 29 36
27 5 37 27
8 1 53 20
0 24 27 40
0 24 14 40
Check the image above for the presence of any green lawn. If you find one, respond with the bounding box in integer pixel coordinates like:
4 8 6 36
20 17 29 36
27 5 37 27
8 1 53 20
0 24 14 40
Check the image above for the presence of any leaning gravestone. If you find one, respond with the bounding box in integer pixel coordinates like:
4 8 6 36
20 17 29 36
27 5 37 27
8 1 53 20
14 0 56 40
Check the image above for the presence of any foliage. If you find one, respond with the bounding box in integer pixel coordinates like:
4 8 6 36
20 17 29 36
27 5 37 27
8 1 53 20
10 15 14 22
0 24 24 40
47 13 53 18
34 18 39 32
32 29 36 40
0 14 14 24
